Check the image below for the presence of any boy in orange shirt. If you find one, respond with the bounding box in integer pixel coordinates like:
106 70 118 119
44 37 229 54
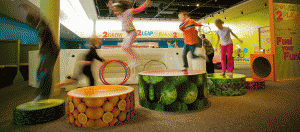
178 12 204 71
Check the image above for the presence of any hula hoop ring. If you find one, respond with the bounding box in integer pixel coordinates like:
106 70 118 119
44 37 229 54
99 60 130 85
143 60 168 71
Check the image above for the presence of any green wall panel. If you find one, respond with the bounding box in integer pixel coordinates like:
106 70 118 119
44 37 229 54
0 40 20 66
20 44 40 64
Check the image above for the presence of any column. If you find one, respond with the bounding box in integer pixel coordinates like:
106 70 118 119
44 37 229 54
93 19 96 35
40 0 61 97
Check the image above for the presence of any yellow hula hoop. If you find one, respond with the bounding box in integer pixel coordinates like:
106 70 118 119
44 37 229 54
143 60 168 71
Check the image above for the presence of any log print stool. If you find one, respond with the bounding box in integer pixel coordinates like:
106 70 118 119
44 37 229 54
138 70 208 112
66 85 135 127
207 73 247 96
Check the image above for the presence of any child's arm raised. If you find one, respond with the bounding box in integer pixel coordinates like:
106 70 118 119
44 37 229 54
193 19 203 27
131 0 151 14
230 29 243 43
194 20 203 32
179 18 190 31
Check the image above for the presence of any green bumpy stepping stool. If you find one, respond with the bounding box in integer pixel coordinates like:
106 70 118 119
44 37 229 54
13 99 65 126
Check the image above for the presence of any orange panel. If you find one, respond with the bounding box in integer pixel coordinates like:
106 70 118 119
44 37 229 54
250 54 275 81
269 0 276 81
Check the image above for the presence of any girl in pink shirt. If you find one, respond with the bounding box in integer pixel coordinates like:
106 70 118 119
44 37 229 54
107 0 151 68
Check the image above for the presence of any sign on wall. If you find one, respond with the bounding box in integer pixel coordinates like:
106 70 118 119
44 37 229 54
274 3 300 80
259 26 271 54
99 30 183 38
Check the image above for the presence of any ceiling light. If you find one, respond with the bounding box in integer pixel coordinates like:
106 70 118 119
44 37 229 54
197 4 199 6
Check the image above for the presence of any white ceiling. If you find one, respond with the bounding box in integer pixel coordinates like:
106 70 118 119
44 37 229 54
0 0 97 39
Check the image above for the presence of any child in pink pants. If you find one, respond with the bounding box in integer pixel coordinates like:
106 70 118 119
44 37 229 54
107 0 151 68
215 19 243 76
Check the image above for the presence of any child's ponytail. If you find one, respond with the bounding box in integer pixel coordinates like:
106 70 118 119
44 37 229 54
113 0 131 11
215 19 224 24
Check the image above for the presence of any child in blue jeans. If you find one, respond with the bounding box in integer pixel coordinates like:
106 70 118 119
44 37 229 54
25 13 60 102
178 12 204 71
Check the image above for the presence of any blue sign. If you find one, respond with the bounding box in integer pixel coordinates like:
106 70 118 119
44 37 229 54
142 31 153 36
243 48 248 53
252 44 258 47
243 58 250 62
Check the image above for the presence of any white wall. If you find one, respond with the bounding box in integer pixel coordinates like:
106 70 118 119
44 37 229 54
29 48 206 90
28 0 186 38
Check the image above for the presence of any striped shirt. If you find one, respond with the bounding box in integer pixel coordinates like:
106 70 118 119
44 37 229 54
179 19 203 45
117 1 148 31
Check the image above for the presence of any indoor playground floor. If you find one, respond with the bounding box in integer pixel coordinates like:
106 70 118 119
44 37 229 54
0 62 300 132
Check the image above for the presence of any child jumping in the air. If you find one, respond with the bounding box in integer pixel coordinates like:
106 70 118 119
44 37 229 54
214 19 243 76
56 35 106 88
107 0 151 68
26 13 60 102
178 12 204 71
